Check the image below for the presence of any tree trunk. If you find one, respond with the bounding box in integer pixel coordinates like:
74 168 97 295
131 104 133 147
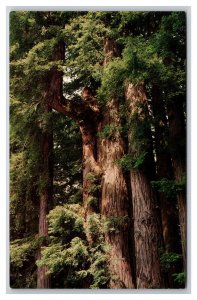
37 194 51 289
131 170 163 288
80 121 99 218
79 88 101 221
95 38 135 288
151 84 182 287
78 111 102 244
37 44 63 289
37 104 53 288
166 96 186 269
126 83 164 288
97 96 135 288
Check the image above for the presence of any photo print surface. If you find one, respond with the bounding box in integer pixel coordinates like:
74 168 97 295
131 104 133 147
10 11 186 289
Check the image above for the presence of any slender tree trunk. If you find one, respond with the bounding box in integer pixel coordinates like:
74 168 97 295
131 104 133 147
126 83 164 288
151 85 182 287
36 42 65 289
166 96 186 269
37 104 53 288
37 44 63 289
37 194 51 288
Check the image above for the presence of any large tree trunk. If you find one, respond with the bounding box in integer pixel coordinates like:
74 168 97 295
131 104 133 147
166 96 186 269
95 38 135 288
126 83 164 288
130 170 163 288
97 96 135 288
37 104 53 288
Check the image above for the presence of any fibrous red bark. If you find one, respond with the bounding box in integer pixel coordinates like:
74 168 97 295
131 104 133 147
166 96 186 269
37 104 53 288
126 83 164 288
151 84 182 287
97 96 135 288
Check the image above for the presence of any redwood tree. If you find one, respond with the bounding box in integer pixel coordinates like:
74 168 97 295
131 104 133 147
150 84 182 287
46 37 135 288
36 104 53 288
125 83 164 288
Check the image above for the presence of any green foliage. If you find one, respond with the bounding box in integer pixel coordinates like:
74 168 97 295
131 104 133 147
10 149 40 239
87 196 98 209
86 172 101 183
74 248 110 289
37 207 109 288
86 172 101 207
88 250 110 289
36 237 89 275
116 152 148 170
103 216 129 234
172 272 185 286
63 12 109 90
10 236 36 268
128 110 152 156
52 114 82 206
87 184 101 195
151 176 186 198
86 213 103 239
160 251 185 287
10 235 52 269
97 58 126 102
160 251 182 271
67 237 89 266
97 124 118 139
10 235 38 288
36 243 66 274
47 204 85 243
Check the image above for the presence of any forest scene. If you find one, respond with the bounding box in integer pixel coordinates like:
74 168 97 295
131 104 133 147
10 11 186 289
